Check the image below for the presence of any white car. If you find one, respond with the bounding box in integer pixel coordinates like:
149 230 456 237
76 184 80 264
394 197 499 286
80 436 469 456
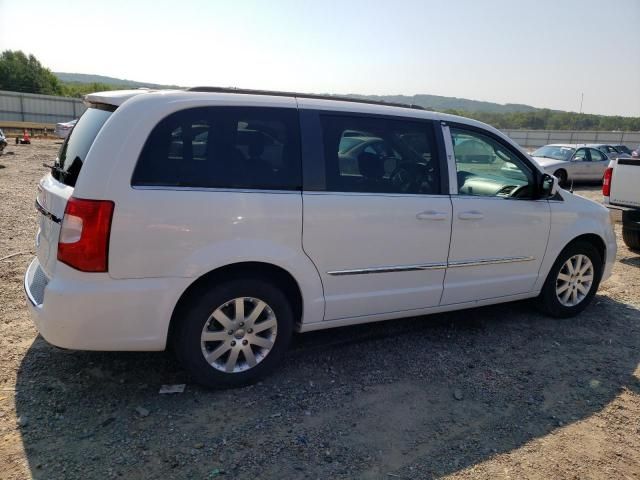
54 119 77 139
527 144 610 186
25 88 617 387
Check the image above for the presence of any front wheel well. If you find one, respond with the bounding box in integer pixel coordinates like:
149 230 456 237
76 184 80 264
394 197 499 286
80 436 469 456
167 262 303 348
563 233 606 264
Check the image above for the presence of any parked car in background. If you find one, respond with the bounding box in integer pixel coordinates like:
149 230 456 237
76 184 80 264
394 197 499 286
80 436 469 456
613 145 632 155
526 144 610 186
587 144 631 160
0 128 7 153
452 134 495 163
54 119 77 139
25 88 616 388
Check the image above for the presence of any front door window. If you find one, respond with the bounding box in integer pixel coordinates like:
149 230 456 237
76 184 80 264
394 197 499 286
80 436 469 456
450 128 534 198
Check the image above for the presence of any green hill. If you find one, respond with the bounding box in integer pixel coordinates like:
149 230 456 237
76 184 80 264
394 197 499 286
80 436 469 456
54 72 540 114
341 93 542 114
51 72 640 131
54 72 180 89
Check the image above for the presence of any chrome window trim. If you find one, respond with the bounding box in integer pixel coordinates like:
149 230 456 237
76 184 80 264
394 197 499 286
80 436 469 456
304 191 451 199
448 194 549 203
131 186 300 195
327 262 447 276
132 186 453 199
328 256 534 276
447 256 535 268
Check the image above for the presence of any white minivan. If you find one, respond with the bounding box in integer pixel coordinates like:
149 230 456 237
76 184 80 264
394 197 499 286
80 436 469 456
25 88 617 387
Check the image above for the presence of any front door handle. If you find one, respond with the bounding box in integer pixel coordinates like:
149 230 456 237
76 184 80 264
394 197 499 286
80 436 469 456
416 210 448 221
458 210 484 220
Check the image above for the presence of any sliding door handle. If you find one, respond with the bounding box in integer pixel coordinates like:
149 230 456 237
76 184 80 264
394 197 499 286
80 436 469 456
458 210 484 220
416 211 448 221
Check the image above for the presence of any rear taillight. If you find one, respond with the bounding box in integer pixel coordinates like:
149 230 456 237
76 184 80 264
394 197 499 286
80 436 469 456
602 167 613 197
57 197 114 272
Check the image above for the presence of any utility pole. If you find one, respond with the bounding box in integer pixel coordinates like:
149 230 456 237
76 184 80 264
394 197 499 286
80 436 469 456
579 93 584 114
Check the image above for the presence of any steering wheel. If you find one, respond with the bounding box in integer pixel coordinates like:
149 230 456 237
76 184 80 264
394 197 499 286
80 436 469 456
390 163 433 193
508 184 529 198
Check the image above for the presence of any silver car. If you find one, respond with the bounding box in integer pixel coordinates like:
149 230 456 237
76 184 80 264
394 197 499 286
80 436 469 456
527 144 610 186
54 119 77 139
587 144 632 160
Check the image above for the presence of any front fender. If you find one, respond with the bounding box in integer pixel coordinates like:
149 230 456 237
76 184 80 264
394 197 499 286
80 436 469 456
534 193 617 291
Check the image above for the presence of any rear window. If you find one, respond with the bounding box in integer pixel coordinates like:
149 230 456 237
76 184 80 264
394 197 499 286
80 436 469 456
53 107 113 186
132 107 301 190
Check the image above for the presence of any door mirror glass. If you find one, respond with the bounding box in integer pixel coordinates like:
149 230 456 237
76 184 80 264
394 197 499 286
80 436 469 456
540 173 558 198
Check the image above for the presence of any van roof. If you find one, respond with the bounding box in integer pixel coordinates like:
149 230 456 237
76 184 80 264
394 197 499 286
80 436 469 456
82 88 512 144
84 86 429 112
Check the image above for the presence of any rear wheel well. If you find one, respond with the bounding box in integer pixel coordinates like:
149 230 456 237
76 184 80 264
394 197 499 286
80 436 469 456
168 262 303 348
564 234 606 264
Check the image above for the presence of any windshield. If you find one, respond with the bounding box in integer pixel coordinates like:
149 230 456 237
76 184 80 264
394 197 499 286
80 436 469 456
532 145 574 161
53 107 113 186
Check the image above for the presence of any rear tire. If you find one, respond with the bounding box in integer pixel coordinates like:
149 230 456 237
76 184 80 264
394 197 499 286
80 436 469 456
173 278 294 388
537 241 602 318
622 228 640 251
553 169 568 188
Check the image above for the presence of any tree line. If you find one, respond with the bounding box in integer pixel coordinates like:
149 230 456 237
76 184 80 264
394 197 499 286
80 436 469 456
441 108 640 132
1 49 638 131
0 50 118 98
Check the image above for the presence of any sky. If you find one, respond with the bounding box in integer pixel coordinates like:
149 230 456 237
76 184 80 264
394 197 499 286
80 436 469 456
1 0 639 116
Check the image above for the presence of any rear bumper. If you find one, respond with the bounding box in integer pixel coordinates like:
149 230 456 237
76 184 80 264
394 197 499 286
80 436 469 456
24 257 187 351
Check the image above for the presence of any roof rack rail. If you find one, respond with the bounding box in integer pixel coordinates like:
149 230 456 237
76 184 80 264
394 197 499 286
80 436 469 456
186 86 425 111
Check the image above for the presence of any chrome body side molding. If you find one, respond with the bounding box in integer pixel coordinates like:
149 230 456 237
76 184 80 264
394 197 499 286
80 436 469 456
447 256 535 268
327 256 534 276
327 263 447 276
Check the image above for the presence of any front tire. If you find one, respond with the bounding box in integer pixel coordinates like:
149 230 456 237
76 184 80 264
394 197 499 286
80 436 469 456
173 278 294 388
537 241 602 318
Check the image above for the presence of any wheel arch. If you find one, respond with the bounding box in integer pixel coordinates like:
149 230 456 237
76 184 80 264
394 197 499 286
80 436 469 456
168 262 304 346
552 168 568 183
562 233 606 264
535 229 609 294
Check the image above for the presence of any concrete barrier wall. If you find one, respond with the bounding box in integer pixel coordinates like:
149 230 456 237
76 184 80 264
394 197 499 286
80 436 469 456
503 129 640 149
1 90 638 147
0 90 86 124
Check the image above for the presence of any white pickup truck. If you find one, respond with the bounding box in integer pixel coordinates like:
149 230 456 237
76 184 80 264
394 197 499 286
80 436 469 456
603 157 640 250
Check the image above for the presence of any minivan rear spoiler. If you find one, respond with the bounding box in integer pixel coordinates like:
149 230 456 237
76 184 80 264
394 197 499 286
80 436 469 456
83 89 157 108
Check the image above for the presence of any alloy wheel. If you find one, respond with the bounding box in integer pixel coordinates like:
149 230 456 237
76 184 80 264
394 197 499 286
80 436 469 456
200 297 278 373
555 254 594 307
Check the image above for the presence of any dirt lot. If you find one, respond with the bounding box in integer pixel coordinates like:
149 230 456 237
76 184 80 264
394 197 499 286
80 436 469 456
1 140 639 480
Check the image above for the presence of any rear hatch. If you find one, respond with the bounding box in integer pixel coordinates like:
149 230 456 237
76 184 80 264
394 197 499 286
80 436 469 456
36 106 114 277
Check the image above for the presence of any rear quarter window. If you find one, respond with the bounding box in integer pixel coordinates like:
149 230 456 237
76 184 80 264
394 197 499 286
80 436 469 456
132 107 301 190
54 107 113 186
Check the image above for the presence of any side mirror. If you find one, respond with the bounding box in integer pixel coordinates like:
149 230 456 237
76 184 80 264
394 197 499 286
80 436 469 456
539 173 559 198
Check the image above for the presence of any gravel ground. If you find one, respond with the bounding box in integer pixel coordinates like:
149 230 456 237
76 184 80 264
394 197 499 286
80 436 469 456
1 140 639 480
